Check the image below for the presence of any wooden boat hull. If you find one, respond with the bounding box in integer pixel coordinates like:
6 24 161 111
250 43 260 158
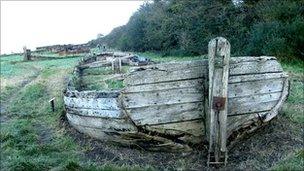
64 56 288 151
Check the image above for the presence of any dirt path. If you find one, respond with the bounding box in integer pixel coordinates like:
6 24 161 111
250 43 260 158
0 67 41 123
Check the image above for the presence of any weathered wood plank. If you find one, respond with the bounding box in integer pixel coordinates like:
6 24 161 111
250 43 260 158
228 78 283 98
82 74 124 83
124 73 286 94
229 56 277 63
123 79 204 93
122 87 204 108
124 91 281 126
264 77 289 121
229 91 281 105
146 119 204 137
229 72 288 83
229 58 282 75
66 107 122 118
64 90 120 98
227 113 263 136
123 78 284 109
125 57 283 86
124 66 207 86
129 60 207 73
128 56 278 73
69 122 192 151
229 99 279 115
67 113 136 131
126 102 204 125
69 122 124 141
64 96 119 110
79 61 111 69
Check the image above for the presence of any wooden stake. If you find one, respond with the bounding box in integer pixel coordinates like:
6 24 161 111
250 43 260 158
207 37 230 166
118 57 122 72
111 57 122 73
49 98 55 112
23 46 31 61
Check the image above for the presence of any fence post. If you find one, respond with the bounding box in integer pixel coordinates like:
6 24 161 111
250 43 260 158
111 57 122 73
23 46 31 61
207 37 230 166
49 98 55 112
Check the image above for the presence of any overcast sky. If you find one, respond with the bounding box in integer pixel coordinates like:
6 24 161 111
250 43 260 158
0 1 145 54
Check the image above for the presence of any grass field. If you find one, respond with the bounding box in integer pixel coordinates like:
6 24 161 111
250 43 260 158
81 66 129 91
0 54 303 170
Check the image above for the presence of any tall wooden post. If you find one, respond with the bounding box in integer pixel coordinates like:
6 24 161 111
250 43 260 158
111 57 122 73
23 46 30 61
207 37 230 166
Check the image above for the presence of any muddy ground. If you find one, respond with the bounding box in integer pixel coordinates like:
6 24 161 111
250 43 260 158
60 112 303 170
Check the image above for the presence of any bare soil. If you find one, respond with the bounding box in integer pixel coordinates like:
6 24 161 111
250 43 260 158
60 113 303 170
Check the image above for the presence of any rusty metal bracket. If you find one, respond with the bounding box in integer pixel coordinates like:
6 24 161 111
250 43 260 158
212 96 226 111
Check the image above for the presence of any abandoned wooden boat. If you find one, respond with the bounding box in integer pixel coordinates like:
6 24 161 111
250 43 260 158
64 40 289 153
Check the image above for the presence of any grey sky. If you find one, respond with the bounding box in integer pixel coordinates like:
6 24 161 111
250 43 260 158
0 1 145 54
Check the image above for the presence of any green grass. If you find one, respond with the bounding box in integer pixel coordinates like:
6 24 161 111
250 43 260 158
0 85 19 104
280 58 304 75
0 55 35 77
0 54 81 78
40 68 57 78
81 66 129 91
0 53 152 171
0 54 23 62
8 83 49 117
0 117 81 170
82 67 113 76
269 59 304 170
82 75 124 91
105 79 124 89
279 59 304 124
287 81 304 104
136 52 204 62
271 150 304 171
0 80 81 170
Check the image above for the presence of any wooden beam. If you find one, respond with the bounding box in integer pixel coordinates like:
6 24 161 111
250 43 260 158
207 37 230 166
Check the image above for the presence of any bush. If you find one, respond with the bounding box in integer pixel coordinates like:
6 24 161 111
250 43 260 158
90 0 303 60
246 0 304 61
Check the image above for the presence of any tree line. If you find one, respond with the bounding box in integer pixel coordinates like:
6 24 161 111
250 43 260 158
89 0 304 60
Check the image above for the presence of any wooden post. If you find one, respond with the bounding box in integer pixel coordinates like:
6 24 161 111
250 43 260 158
23 46 31 61
27 49 31 60
118 57 122 72
111 57 122 73
207 37 230 166
49 98 55 112
23 46 27 61
111 58 115 71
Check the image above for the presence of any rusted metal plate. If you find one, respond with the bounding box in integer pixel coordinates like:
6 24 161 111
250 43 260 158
212 96 226 111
